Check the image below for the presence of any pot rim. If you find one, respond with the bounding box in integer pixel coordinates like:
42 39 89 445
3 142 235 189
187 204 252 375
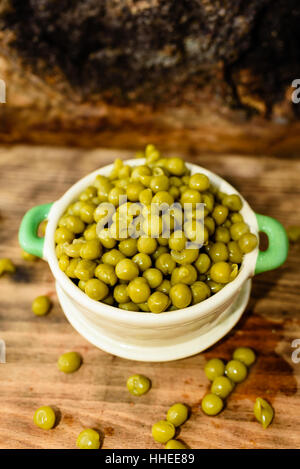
44 159 258 327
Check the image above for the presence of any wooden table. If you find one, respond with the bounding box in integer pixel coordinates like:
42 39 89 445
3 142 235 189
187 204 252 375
0 145 299 449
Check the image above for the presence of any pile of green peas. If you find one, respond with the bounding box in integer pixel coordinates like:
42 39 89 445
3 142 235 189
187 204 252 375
55 145 258 313
202 347 256 416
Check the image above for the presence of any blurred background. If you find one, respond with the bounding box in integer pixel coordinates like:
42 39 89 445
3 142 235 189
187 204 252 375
1 0 300 155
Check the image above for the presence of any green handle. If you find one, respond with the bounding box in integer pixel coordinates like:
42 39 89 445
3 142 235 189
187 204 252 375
255 213 289 275
18 203 53 258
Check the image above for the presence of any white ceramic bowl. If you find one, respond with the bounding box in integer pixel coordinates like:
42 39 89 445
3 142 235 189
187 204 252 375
19 159 289 361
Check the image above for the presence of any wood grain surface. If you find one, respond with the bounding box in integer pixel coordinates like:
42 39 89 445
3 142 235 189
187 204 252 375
0 145 299 449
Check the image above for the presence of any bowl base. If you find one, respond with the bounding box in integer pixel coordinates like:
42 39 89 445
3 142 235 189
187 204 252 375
56 279 251 362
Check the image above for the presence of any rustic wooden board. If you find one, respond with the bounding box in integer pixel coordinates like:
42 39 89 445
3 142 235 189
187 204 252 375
0 145 299 449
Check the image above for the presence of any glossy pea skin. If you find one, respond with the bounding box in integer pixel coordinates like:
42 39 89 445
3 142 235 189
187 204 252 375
76 429 101 449
191 281 211 304
148 291 169 313
143 268 163 289
127 374 151 396
127 277 151 303
32 296 51 316
201 394 223 416
209 242 228 263
167 403 189 427
212 205 228 225
211 376 234 399
75 260 96 281
95 263 118 286
189 173 210 192
169 231 187 251
222 194 243 211
233 347 256 367
225 359 248 383
137 236 157 255
205 358 225 381
34 406 56 430
210 262 232 284
165 440 187 449
238 233 258 253
115 258 139 281
113 284 130 304
169 284 192 309
85 278 109 301
253 398 274 429
152 420 176 444
230 222 249 241
58 351 82 373
119 238 138 257
195 253 211 274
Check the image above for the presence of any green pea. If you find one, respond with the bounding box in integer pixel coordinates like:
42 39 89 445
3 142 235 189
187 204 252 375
32 296 51 316
169 284 192 309
85 278 109 301
74 260 96 281
113 284 130 304
119 301 140 311
79 203 96 224
201 393 223 416
165 157 186 176
84 223 98 241
34 406 56 430
156 279 171 294
54 227 74 244
204 358 225 381
127 374 151 396
212 205 228 225
238 233 258 253
155 253 176 276
64 215 85 234
210 262 232 284
169 231 187 251
215 226 230 243
152 420 176 444
189 173 210 192
209 242 228 263
194 253 211 274
0 258 16 276
211 376 234 399
148 291 169 313
65 258 80 278
287 225 300 242
57 351 82 373
222 194 243 211
228 241 243 263
233 347 256 366
137 236 157 255
22 250 37 262
171 265 197 285
225 359 248 383
128 277 151 303
116 259 139 281
167 403 189 427
76 428 101 449
132 253 152 272
165 440 187 449
230 222 250 241
119 238 138 257
80 239 102 260
102 249 125 266
191 281 211 304
253 398 274 429
95 263 118 286
143 268 163 289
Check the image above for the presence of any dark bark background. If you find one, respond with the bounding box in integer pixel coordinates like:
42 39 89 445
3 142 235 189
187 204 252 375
0 0 300 154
